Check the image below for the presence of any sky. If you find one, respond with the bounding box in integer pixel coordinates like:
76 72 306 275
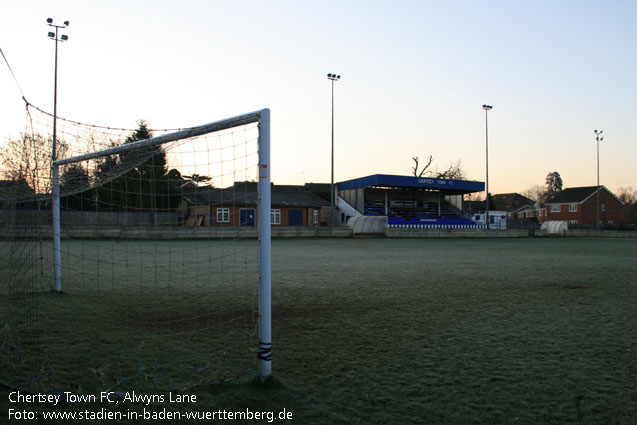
1 0 636 195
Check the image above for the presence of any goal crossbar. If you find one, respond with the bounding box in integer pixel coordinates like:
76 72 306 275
53 109 265 167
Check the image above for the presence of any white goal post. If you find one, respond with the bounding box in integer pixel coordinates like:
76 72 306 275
51 108 272 380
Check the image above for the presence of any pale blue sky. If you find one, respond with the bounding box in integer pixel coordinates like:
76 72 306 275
1 0 635 194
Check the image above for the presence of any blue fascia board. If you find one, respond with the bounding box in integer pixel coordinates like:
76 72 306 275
338 174 484 193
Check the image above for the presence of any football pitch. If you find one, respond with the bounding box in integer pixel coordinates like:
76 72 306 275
2 237 637 424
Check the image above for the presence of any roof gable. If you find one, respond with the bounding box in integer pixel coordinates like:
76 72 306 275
545 186 624 205
492 193 535 212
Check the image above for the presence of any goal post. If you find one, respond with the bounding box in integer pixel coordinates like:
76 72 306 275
49 108 272 382
256 109 272 380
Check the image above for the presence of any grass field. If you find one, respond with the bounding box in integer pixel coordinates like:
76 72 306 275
2 237 637 424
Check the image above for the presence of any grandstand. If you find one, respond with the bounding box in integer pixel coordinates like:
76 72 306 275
338 174 485 228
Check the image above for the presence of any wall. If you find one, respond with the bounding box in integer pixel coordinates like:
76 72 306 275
3 225 351 239
387 228 529 238
5 225 637 239
189 205 320 227
566 229 637 238
580 192 625 225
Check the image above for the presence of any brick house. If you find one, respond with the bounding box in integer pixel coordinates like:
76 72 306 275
540 186 625 225
178 182 329 227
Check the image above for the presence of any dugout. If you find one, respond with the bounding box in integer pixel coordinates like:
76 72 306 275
338 174 485 226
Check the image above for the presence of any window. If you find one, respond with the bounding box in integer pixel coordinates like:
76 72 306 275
312 209 319 225
568 220 578 224
271 209 281 225
216 208 230 223
601 203 606 212
569 204 577 212
550 204 560 213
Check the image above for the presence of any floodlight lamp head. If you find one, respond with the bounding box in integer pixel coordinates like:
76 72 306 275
61 34 68 41
48 32 55 38
64 21 69 27
47 18 53 24
482 104 493 110
336 75 341 79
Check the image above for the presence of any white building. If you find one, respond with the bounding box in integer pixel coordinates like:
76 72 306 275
473 211 507 229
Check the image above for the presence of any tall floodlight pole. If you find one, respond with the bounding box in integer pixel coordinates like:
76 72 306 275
482 104 493 229
48 18 69 164
594 129 604 228
48 18 69 293
327 73 341 234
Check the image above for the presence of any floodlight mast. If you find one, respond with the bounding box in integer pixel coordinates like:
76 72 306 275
47 18 69 162
327 73 341 234
482 104 493 229
594 129 604 228
47 17 69 293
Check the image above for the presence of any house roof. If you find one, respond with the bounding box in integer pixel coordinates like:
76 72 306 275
492 193 536 213
272 191 329 207
182 184 329 208
545 186 624 205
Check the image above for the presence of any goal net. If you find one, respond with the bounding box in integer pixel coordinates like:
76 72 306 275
0 107 271 393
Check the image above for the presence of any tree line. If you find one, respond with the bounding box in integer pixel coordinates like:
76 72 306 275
1 121 184 212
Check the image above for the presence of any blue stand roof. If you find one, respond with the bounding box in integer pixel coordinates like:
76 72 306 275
338 174 484 194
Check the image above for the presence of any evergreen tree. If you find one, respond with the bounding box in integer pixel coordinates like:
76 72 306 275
545 171 563 200
93 121 182 213
60 163 94 210
94 154 122 211
487 193 496 211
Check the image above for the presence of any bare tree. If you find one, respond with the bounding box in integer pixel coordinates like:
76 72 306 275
522 184 548 205
411 155 465 180
618 187 637 224
435 159 466 180
411 155 433 177
0 132 69 193
466 191 484 202
617 186 637 205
